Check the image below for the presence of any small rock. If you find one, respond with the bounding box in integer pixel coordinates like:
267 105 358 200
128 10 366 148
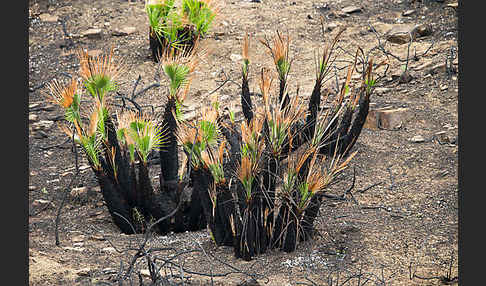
79 164 91 171
39 13 59 23
341 6 361 14
414 23 432 37
71 186 88 197
71 235 85 243
29 114 38 122
386 23 432 44
364 107 410 130
140 269 151 277
440 84 448 91
112 26 137 36
230 53 243 62
102 268 117 274
76 267 91 276
82 28 102 38
435 131 451 144
90 234 106 241
32 199 52 207
447 2 458 8
374 87 390 95
398 71 413 84
402 10 415 16
386 25 415 44
102 247 117 253
32 120 54 130
409 135 425 143
29 103 40 109
29 185 36 192
63 246 85 252
326 22 338 31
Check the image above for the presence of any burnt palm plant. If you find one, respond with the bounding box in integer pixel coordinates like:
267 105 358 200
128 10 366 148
145 0 219 62
47 27 381 260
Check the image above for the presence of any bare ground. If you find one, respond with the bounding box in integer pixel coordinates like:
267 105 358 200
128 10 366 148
28 0 458 285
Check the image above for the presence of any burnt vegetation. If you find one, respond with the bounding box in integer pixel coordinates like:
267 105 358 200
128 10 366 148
45 25 386 261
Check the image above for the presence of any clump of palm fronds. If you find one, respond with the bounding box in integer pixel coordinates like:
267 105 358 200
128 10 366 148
47 26 381 261
145 0 219 62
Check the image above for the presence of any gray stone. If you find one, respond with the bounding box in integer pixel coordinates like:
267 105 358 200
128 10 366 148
399 71 413 84
409 135 425 143
402 10 415 16
112 26 137 36
32 120 54 130
341 6 361 14
39 13 59 23
386 23 432 44
76 267 91 276
71 235 85 243
82 28 103 38
364 107 410 130
230 53 243 62
29 114 38 122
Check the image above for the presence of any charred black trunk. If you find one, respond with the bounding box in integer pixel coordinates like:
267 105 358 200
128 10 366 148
213 184 235 246
190 168 215 238
282 207 298 253
160 98 179 184
305 80 323 139
241 74 253 124
94 169 135 234
261 156 278 252
300 194 322 241
138 161 172 234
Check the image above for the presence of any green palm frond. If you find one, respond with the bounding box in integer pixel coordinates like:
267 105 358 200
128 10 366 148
199 120 218 147
182 0 215 36
80 134 102 169
126 118 168 162
163 62 191 99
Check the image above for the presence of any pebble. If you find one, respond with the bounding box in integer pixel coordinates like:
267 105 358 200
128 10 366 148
81 28 102 38
63 246 85 252
32 120 54 130
440 84 448 91
39 13 59 23
230 53 243 62
76 267 91 276
402 10 415 16
409 135 425 143
341 6 361 14
112 26 137 36
33 199 51 207
71 235 85 243
102 247 117 253
29 114 38 122
326 22 338 31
